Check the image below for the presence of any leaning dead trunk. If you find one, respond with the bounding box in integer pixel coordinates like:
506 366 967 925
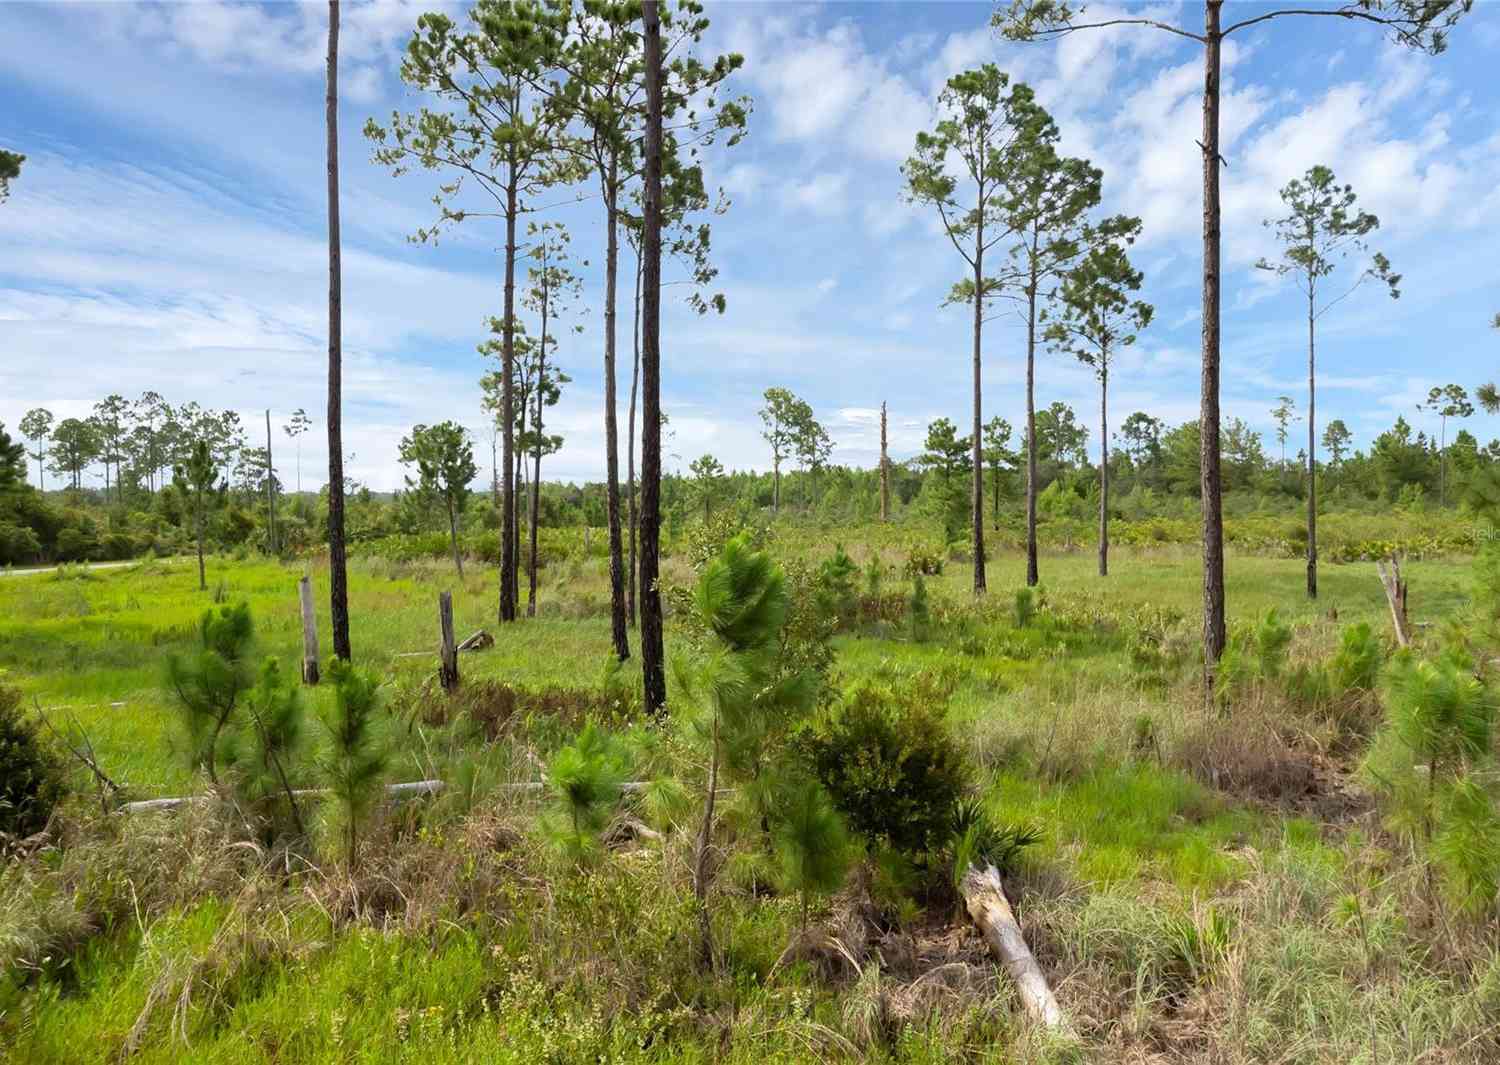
960 863 1070 1034
1377 553 1411 648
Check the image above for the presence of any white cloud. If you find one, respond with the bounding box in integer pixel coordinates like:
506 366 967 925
781 172 851 215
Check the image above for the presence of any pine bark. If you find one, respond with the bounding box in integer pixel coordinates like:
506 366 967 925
879 401 890 521
971 241 987 594
326 0 351 661
1200 0 1227 685
640 0 666 714
1099 362 1109 578
1307 285 1318 599
627 250 642 626
1025 257 1040 588
499 166 519 624
603 157 630 662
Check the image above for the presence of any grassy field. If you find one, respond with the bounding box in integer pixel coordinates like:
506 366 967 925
2 538 1496 1064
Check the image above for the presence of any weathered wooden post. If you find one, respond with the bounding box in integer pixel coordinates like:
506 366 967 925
298 575 320 685
438 590 459 691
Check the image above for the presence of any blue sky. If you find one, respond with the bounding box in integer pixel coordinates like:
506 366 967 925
2 1 1498 490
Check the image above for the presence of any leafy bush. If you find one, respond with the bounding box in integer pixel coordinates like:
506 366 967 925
902 540 944 578
0 682 66 841
798 682 969 857
0 523 43 566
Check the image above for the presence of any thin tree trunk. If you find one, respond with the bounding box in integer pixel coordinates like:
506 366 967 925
1307 287 1317 599
500 164 519 624
694 717 720 964
971 245 987 595
448 500 464 578
1099 361 1109 578
1025 259 1040 588
640 3 666 713
1200 0 1227 688
602 159 630 662
879 401 890 521
529 263 550 619
628 248 642 627
265 409 277 556
196 509 206 592
326 0 351 662
772 453 780 514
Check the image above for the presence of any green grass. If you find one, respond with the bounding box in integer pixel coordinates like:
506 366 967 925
3 537 1494 1064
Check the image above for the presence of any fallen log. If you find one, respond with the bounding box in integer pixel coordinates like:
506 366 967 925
120 779 706 814
122 779 446 815
457 630 494 652
960 863 1071 1034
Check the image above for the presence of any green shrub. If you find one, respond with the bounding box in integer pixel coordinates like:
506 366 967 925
1013 586 1036 629
947 797 1040 889
772 777 851 929
902 540 944 578
909 573 931 642
0 683 67 841
814 543 859 629
317 660 389 868
165 602 255 783
798 682 969 857
1329 621 1384 694
543 721 631 865
0 524 42 566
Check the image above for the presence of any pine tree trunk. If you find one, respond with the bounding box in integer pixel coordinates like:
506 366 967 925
499 164 519 624
530 272 550 619
265 409 277 556
326 0 351 662
602 159 630 662
1099 362 1109 578
196 508 206 592
628 249 642 627
448 500 464 579
1306 288 1317 599
971 245 987 595
640 2 666 713
1025 260 1040 588
879 401 890 521
1199 0 1227 687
